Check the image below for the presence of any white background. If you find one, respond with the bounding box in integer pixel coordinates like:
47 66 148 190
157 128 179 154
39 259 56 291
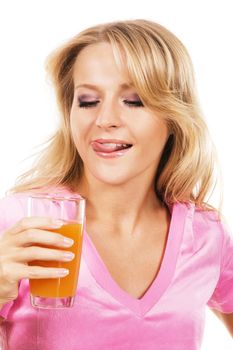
0 0 232 348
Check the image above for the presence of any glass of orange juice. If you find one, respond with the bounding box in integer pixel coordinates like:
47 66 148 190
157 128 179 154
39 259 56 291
27 193 86 309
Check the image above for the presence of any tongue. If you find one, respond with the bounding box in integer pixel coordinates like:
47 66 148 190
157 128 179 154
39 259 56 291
92 142 128 153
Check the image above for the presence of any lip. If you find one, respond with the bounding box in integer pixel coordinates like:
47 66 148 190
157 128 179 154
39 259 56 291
90 138 133 159
91 138 132 145
92 148 132 159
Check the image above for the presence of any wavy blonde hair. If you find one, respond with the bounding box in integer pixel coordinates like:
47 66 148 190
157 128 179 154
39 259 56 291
10 19 221 209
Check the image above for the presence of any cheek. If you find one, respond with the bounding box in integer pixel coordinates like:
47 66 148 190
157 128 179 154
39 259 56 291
156 124 169 148
70 112 88 141
70 112 94 159
142 120 169 151
70 113 83 151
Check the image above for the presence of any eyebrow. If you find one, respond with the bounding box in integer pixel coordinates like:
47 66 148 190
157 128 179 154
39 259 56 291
75 83 135 92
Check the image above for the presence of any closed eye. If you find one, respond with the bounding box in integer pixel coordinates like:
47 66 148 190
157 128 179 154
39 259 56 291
78 100 144 109
78 101 100 108
124 100 144 107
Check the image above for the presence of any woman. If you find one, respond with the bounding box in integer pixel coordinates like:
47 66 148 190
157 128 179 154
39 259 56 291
0 19 232 349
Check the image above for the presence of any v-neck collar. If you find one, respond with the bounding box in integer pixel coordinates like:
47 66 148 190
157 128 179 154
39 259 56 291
82 202 190 318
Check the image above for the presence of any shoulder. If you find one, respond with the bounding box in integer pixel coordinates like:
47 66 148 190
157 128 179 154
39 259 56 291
193 205 230 240
0 193 28 233
0 192 29 227
173 201 221 228
0 185 80 231
0 184 79 205
173 203 233 276
193 206 222 231
189 203 231 252
174 202 231 251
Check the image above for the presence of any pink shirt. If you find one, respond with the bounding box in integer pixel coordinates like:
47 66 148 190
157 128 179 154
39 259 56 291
0 189 233 349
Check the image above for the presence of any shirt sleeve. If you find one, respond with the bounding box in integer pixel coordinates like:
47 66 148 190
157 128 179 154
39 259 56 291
207 219 233 313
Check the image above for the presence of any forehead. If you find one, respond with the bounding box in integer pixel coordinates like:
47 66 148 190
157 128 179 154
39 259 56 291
72 42 132 87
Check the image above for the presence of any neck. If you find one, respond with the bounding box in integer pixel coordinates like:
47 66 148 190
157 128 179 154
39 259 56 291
76 173 165 236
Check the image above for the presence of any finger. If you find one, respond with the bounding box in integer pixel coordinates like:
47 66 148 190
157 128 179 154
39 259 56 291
26 266 70 279
1 263 69 284
4 217 65 236
14 229 74 248
15 246 75 263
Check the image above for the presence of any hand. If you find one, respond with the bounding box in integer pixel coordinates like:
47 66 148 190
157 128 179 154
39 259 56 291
0 217 74 305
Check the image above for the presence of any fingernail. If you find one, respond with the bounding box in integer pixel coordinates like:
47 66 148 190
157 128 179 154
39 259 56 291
63 238 74 247
51 219 64 227
56 269 69 276
62 252 75 261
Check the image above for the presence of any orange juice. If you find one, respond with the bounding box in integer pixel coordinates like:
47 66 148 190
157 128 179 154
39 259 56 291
29 223 83 298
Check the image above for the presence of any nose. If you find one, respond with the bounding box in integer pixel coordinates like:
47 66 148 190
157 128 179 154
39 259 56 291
95 99 122 129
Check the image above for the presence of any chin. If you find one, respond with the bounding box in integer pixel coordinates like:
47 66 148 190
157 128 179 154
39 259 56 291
92 172 133 187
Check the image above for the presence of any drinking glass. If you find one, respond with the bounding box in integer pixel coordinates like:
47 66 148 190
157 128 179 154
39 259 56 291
27 193 85 309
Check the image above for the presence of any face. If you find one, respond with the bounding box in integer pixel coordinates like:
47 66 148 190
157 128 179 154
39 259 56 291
70 42 169 187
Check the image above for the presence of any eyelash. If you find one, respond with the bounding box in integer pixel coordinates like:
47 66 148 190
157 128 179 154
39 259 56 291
78 100 144 109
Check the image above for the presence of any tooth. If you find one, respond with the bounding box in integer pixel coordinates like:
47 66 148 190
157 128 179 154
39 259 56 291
99 142 130 148
101 143 116 147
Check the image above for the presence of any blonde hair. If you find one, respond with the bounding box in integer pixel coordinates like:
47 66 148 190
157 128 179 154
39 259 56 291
10 19 220 209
